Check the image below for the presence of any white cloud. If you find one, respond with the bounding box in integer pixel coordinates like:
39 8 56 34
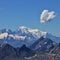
40 10 56 23
9 34 26 40
14 35 26 40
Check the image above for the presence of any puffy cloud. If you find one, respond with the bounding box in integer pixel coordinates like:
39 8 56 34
9 34 26 40
14 35 26 40
40 10 56 23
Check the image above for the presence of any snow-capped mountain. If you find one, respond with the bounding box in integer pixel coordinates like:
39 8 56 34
0 26 42 40
0 26 42 47
0 26 60 47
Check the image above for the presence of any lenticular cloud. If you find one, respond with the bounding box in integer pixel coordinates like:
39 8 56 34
40 10 56 23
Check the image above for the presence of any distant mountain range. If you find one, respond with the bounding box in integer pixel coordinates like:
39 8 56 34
0 26 60 47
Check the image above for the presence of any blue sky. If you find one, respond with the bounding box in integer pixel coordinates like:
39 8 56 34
0 0 60 36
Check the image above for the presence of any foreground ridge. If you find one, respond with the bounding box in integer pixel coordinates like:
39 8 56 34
0 40 60 60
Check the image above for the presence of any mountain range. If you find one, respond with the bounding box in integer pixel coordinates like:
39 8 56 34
0 37 60 60
0 26 60 47
0 26 60 60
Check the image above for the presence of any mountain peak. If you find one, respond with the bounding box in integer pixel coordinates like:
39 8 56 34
18 26 29 30
20 44 27 49
18 26 40 33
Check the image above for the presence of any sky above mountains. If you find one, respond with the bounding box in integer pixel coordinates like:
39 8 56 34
0 0 60 37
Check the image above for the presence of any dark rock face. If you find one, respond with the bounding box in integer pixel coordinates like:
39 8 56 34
49 43 60 54
19 44 35 57
30 37 54 52
0 44 35 60
0 44 16 60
